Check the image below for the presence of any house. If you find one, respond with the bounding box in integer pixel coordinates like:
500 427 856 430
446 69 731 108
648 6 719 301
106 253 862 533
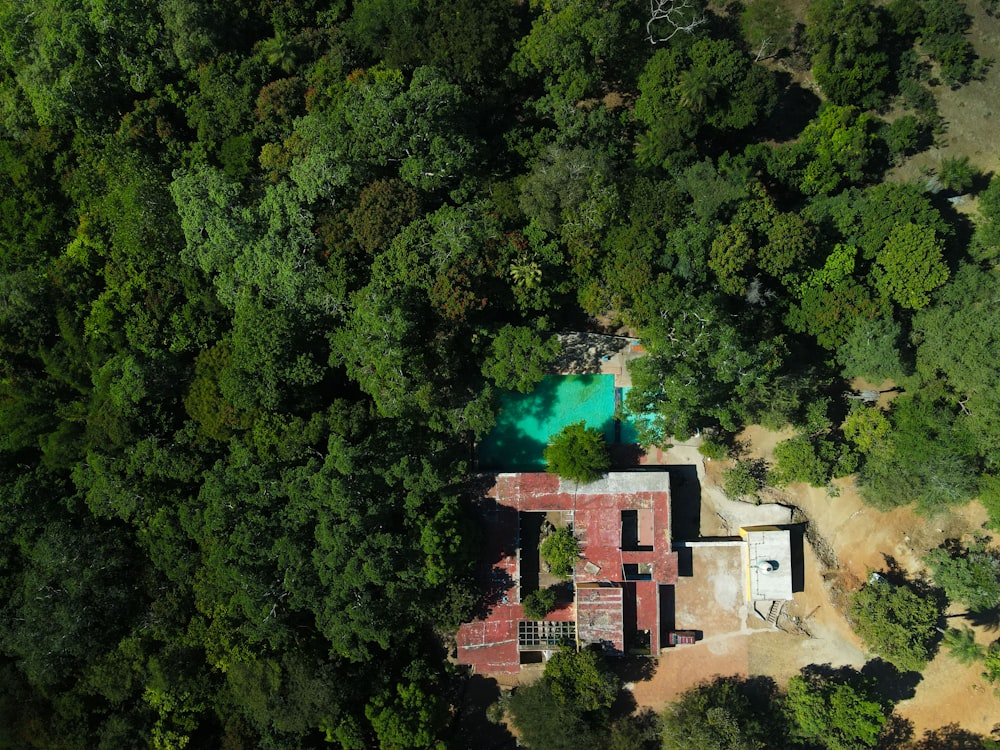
455 472 678 674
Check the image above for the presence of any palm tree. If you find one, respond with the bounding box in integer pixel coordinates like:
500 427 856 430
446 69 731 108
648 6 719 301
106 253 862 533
942 625 985 665
674 65 719 113
261 31 297 74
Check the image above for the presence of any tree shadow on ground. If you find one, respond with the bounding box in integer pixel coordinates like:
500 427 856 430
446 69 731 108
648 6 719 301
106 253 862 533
962 606 1000 632
906 723 993 750
611 655 657 685
609 442 645 468
877 714 915 749
860 658 923 702
800 660 923 703
450 674 517 750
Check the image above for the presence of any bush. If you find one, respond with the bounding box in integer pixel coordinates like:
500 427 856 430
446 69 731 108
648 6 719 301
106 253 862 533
522 587 558 620
697 437 729 460
848 577 941 672
544 421 610 484
540 527 580 578
723 458 769 500
882 115 928 159
923 541 1000 612
983 641 1000 685
773 436 830 487
938 155 977 193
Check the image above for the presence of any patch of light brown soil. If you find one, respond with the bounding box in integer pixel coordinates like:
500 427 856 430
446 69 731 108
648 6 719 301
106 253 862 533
890 5 1000 182
632 425 998 734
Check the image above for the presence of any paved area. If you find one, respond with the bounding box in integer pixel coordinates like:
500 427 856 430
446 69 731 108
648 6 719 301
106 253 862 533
672 544 748 638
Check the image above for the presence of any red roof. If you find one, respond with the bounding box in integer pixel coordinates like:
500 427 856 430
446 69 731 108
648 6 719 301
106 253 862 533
456 472 677 673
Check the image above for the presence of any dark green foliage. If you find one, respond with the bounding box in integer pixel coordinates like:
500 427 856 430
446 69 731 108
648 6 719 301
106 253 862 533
508 647 620 750
806 0 892 108
837 316 907 382
661 676 789 750
544 421 611 484
0 0 996 743
540 526 582 578
522 586 559 619
918 0 976 85
881 115 930 159
785 670 889 750
483 325 561 394
627 296 786 441
635 38 777 169
923 540 1000 612
723 458 770 499
912 265 1000 464
849 577 941 671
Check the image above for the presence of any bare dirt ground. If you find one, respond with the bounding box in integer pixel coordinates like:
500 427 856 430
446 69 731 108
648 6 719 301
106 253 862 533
891 5 1000 185
726 427 996 735
630 424 998 736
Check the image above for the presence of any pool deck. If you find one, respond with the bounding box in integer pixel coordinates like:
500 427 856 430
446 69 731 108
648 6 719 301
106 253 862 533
598 341 645 388
553 332 643 388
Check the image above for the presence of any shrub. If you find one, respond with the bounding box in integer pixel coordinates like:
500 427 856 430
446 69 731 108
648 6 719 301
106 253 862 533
923 541 1000 612
723 458 769 500
522 587 558 620
848 577 940 671
541 527 580 578
544 421 610 484
697 437 728 460
938 155 977 193
773 436 830 487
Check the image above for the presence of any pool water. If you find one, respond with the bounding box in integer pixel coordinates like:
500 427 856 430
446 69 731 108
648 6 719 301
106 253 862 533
478 374 640 470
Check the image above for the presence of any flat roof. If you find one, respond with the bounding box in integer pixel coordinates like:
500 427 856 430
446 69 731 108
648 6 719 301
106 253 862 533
742 527 793 601
455 472 678 672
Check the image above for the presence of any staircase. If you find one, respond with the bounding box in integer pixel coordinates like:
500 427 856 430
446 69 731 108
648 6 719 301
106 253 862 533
766 601 782 628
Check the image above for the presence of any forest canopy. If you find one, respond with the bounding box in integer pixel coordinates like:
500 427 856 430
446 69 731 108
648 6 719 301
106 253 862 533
0 0 997 747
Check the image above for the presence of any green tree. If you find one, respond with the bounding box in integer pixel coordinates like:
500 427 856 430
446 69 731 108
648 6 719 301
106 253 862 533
482 326 560 394
785 671 888 750
661 676 787 750
913 264 1000 464
365 680 447 750
544 421 610 484
545 647 619 713
723 458 770 500
941 625 985 665
782 105 880 196
837 316 907 382
923 541 1000 613
627 297 786 440
972 175 1000 261
806 0 892 108
872 222 949 310
540 526 581 578
848 577 941 672
772 436 833 487
508 646 620 749
522 586 559 619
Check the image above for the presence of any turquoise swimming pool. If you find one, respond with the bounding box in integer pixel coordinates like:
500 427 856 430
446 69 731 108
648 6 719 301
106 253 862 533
478 374 639 470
